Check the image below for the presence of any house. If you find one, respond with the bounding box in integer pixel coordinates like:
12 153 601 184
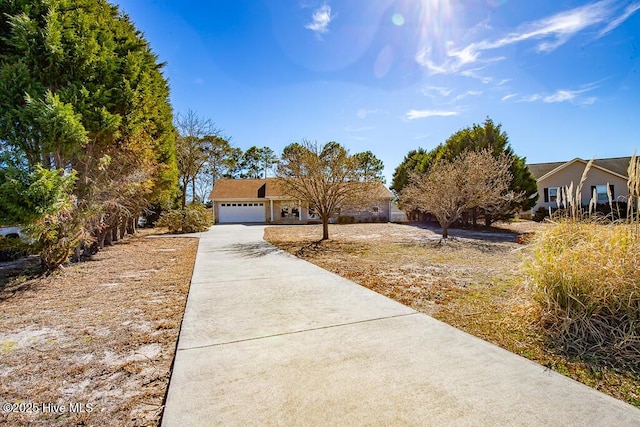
208 178 395 224
526 157 631 216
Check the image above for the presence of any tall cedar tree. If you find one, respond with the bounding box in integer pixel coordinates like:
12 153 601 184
0 0 178 263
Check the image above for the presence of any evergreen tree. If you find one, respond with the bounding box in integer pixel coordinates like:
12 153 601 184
393 118 537 223
354 151 385 183
240 146 263 179
0 0 178 266
390 148 432 194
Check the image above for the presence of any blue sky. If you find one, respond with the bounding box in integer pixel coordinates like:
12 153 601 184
112 0 639 183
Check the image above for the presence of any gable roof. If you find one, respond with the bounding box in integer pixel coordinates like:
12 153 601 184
209 178 394 200
527 157 631 182
209 179 284 199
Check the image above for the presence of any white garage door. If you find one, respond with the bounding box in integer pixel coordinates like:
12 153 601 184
218 202 266 223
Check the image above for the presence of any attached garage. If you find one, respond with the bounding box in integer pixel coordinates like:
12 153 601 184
217 202 266 223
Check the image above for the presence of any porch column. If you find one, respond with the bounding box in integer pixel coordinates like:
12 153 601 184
269 199 274 222
298 200 302 220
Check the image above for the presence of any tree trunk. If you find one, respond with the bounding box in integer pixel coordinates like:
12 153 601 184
119 218 127 239
472 208 478 228
181 177 188 210
127 217 136 235
104 229 112 246
321 216 330 240
442 225 449 239
97 230 106 249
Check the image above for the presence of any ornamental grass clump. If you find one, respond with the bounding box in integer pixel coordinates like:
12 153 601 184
524 154 640 371
524 221 640 371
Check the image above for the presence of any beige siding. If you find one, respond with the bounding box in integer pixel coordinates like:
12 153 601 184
532 161 628 213
341 199 391 221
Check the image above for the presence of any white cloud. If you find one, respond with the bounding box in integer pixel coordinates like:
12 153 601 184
544 90 578 103
460 68 493 84
423 86 453 97
417 0 636 75
406 110 458 120
521 94 542 102
598 2 640 37
501 93 517 101
514 82 599 104
305 4 333 35
452 90 483 102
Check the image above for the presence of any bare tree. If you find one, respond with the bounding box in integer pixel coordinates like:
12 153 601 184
277 140 376 240
400 150 516 238
175 110 222 208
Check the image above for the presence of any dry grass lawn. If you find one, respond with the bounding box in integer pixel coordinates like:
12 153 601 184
264 222 640 408
0 230 197 426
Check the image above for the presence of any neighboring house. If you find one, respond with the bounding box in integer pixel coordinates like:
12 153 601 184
209 178 395 224
526 157 631 216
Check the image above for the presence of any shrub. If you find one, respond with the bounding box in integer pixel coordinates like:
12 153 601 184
337 215 355 224
523 220 640 371
157 203 212 233
0 235 32 262
532 206 548 222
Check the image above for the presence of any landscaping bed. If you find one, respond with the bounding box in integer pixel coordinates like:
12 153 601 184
264 222 640 407
0 230 198 426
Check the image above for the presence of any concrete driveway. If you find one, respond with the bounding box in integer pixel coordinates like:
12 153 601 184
162 224 640 426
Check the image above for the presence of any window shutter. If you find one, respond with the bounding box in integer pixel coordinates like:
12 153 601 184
543 188 549 203
609 184 614 199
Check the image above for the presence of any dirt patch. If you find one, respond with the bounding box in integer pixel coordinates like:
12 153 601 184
265 223 524 315
0 230 198 426
264 222 640 408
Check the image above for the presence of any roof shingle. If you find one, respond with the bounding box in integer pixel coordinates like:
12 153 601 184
209 178 393 200
527 157 632 180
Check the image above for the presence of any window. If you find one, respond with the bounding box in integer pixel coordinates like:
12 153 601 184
371 206 379 213
544 187 558 204
592 185 614 204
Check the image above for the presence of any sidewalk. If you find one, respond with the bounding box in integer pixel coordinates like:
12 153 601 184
162 224 640 426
